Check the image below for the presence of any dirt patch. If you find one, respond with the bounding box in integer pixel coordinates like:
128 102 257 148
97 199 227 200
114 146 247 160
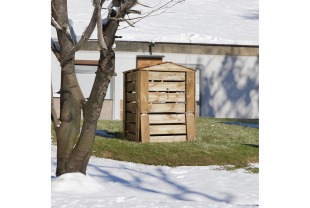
103 151 114 158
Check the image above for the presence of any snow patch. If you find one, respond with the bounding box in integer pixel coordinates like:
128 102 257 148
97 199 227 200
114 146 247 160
51 173 105 194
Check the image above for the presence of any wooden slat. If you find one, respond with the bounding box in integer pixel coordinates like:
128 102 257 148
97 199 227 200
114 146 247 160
149 92 185 103
141 114 150 143
150 135 186 142
150 125 186 135
149 72 185 81
127 93 136 102
141 63 195 72
126 132 136 141
126 103 136 113
126 71 137 82
126 83 136 91
149 104 185 113
186 71 196 141
140 71 149 113
123 73 126 138
75 60 98 66
126 123 136 134
186 114 195 141
149 114 185 124
126 113 136 123
137 58 162 68
135 71 141 142
186 72 195 112
149 82 185 91
120 100 123 121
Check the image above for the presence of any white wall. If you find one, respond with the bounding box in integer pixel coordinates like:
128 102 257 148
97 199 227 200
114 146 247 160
52 50 259 120
51 52 61 97
51 50 114 117
114 52 259 119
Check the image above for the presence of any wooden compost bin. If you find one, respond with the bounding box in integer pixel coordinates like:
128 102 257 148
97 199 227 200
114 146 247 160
123 62 196 143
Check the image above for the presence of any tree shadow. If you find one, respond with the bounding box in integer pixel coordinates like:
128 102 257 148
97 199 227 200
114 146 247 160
87 163 234 203
242 144 259 148
95 129 132 142
200 55 259 118
240 13 259 20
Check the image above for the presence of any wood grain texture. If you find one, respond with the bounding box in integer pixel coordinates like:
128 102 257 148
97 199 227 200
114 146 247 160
126 122 136 134
126 132 136 141
149 125 186 135
126 113 136 123
141 63 195 72
140 71 149 113
149 82 185 91
120 100 123 121
149 72 185 81
137 58 162 68
126 71 137 82
123 73 126 138
135 71 141 142
140 114 150 143
186 72 195 112
126 83 136 91
150 135 186 142
149 92 185 103
126 103 136 113
75 60 98 66
149 114 185 124
149 103 185 113
186 114 195 141
126 93 136 102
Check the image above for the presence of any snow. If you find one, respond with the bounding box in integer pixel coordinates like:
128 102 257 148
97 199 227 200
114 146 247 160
51 145 259 207
51 173 106 194
51 0 259 45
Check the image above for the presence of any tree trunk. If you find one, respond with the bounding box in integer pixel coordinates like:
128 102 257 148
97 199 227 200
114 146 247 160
52 0 137 177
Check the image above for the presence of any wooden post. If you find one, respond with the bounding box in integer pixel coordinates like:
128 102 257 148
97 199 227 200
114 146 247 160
123 73 126 138
186 71 195 141
135 71 141 142
140 71 150 142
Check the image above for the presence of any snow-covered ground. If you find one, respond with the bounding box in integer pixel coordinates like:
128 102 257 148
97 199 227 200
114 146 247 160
51 0 259 45
51 146 259 207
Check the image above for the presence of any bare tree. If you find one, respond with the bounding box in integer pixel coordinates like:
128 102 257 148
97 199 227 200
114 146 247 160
51 0 184 177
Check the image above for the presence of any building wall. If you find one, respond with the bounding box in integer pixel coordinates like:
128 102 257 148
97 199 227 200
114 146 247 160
51 51 114 120
114 52 259 119
51 42 259 120
53 98 113 120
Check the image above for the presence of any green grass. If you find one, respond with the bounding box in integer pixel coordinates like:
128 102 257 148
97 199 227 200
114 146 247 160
51 118 259 173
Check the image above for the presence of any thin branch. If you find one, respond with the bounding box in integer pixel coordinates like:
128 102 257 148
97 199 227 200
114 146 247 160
68 25 76 46
58 0 105 65
124 18 135 27
51 16 62 30
51 43 61 62
137 0 162 8
94 0 108 54
119 0 184 30
51 0 63 27
126 9 142 14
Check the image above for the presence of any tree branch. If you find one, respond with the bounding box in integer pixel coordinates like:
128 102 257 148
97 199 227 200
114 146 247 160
51 16 62 30
51 43 61 62
94 0 108 54
51 0 63 27
58 0 105 65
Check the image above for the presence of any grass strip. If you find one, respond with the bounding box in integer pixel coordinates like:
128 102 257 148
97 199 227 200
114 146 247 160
51 118 259 173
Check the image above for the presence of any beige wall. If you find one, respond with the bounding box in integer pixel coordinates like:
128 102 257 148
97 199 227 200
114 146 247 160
53 98 113 120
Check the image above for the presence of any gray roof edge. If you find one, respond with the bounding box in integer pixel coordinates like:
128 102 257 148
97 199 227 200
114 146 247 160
51 37 259 48
136 55 165 58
